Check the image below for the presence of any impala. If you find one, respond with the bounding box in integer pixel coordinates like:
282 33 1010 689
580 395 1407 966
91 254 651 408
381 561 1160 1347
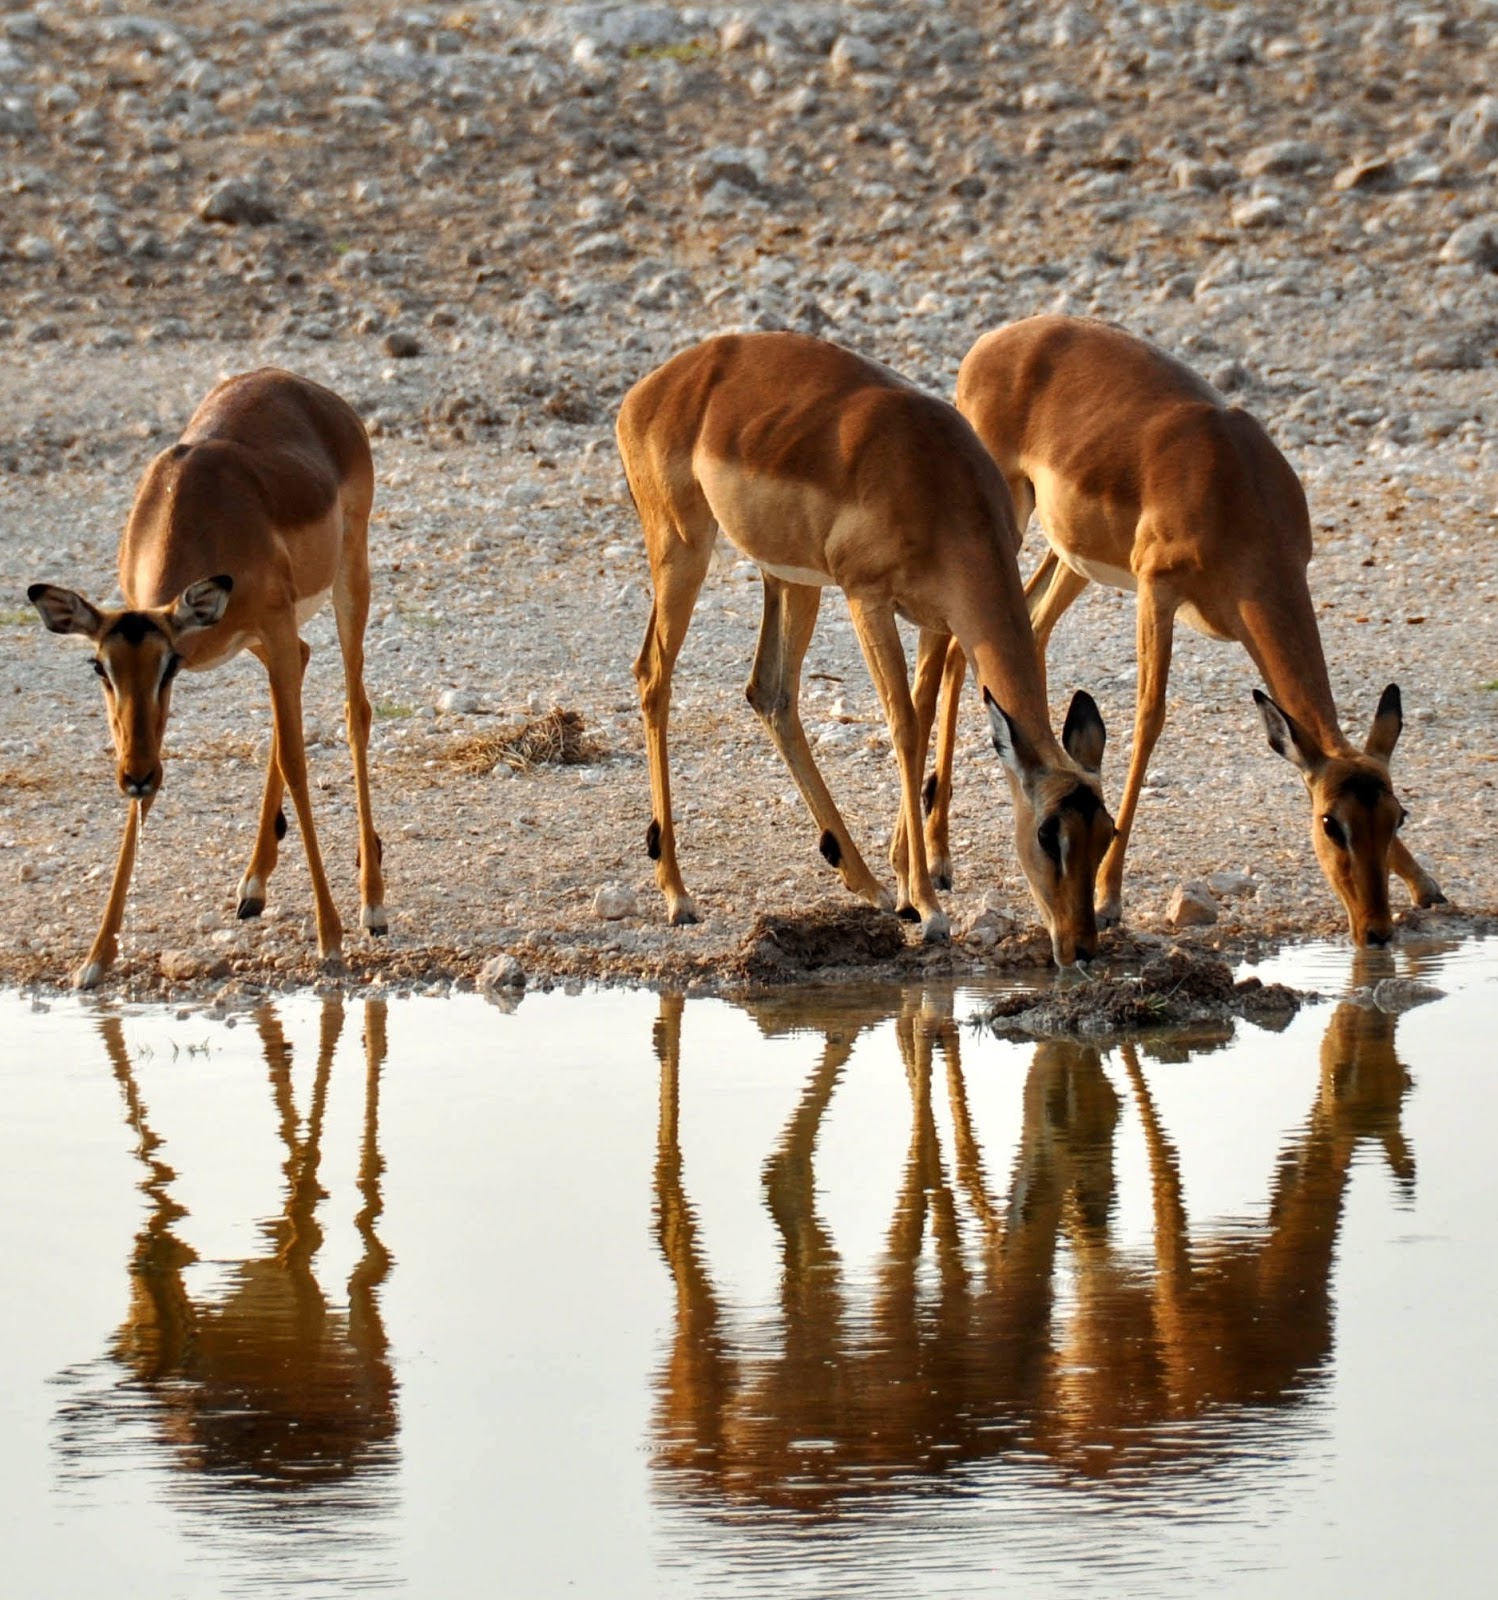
616 330 1115 965
917 314 1442 945
29 368 387 987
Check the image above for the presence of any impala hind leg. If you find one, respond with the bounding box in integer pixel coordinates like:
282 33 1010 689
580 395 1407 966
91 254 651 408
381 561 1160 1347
333 517 387 934
236 638 306 919
921 638 967 892
1098 580 1177 927
848 598 947 943
634 536 714 926
746 576 891 915
891 627 952 913
262 621 343 960
76 800 142 989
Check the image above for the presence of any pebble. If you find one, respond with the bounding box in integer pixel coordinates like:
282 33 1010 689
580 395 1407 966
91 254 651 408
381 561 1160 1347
1231 196 1287 230
478 953 526 990
1242 140 1324 177
382 329 423 358
1205 871 1257 900
198 179 277 226
1168 882 1219 928
437 689 480 714
1371 977 1445 1013
1448 95 1498 165
593 883 639 920
1438 219 1498 271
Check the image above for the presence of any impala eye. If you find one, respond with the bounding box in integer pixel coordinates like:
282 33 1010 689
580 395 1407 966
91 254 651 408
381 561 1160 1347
1321 814 1347 849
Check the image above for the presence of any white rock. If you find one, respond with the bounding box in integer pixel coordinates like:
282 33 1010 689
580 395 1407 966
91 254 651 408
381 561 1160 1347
438 689 480 714
593 883 638 920
1241 139 1323 177
1205 871 1257 900
1448 95 1498 165
1438 218 1498 270
479 953 526 990
1231 195 1287 229
1167 882 1219 928
829 34 882 78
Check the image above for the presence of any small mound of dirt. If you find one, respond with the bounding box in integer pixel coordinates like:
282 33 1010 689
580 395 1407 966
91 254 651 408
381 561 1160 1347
982 949 1308 1040
449 708 602 775
730 904 908 984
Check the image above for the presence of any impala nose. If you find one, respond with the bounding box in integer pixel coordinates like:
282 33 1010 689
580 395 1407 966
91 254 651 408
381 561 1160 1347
122 770 156 799
1364 925 1392 948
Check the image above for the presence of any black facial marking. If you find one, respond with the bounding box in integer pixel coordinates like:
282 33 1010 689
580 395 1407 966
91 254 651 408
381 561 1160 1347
105 611 166 646
818 829 842 868
161 653 182 684
646 819 662 860
1058 784 1104 824
922 772 938 816
1038 814 1062 865
171 442 191 459
1336 770 1391 810
274 807 288 842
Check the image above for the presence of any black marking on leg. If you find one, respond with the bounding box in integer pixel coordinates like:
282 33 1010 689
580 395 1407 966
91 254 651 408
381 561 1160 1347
375 831 384 864
646 819 662 860
274 807 287 841
237 897 265 920
922 772 938 816
933 867 953 892
818 829 842 869
897 904 922 923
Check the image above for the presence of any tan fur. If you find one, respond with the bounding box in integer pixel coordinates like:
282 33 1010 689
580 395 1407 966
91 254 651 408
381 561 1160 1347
921 314 1442 943
616 331 1114 964
28 369 387 987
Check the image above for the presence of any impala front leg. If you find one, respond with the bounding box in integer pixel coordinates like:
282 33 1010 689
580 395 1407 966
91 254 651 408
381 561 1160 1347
263 623 343 961
1389 837 1446 909
848 598 947 943
237 638 307 920
77 799 142 989
892 627 952 915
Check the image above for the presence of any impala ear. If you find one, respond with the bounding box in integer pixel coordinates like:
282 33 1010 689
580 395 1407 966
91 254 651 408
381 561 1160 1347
1061 689 1106 774
28 583 105 639
984 686 1041 782
1253 688 1326 777
1365 682 1403 764
168 574 233 634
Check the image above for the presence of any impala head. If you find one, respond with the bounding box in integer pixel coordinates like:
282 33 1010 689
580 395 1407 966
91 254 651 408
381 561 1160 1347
1254 685 1407 947
985 687 1114 967
28 576 233 811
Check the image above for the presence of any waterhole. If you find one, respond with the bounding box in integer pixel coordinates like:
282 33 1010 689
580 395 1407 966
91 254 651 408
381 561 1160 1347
2 936 1494 1598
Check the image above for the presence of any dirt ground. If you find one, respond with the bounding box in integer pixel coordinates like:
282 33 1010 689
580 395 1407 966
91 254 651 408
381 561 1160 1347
1 0 1495 1000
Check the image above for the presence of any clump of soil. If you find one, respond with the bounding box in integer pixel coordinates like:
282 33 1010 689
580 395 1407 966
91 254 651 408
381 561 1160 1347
449 708 602 775
730 904 910 984
981 949 1309 1040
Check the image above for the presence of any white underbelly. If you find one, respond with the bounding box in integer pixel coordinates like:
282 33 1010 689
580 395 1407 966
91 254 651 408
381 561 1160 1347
295 586 332 627
1064 553 1136 592
757 559 835 588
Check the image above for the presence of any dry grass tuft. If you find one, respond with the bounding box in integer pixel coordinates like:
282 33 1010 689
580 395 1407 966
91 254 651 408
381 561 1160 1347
0 767 47 791
449 707 603 775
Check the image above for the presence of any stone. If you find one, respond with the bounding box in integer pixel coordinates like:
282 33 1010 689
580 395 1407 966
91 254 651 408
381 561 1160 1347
1205 871 1257 899
382 328 423 358
692 144 770 196
1231 195 1287 229
1241 140 1324 177
1448 95 1498 165
829 34 882 78
160 949 231 982
479 953 526 990
593 883 638 920
437 688 479 714
1332 156 1396 192
199 179 277 226
14 233 53 263
1438 219 1498 271
1167 882 1219 928
1372 976 1445 1013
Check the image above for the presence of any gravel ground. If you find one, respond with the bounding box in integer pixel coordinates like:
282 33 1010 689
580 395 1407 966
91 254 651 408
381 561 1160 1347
1 0 1495 999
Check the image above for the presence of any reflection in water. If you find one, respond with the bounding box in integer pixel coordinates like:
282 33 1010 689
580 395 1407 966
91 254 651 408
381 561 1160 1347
53 1000 398 1559
651 983 1414 1515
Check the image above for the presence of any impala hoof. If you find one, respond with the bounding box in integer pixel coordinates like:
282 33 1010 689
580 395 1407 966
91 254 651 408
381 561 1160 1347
931 863 953 893
237 896 265 920
873 886 896 915
896 903 922 924
920 912 951 946
362 904 389 935
1417 887 1448 909
1096 899 1123 930
668 897 700 927
73 961 106 991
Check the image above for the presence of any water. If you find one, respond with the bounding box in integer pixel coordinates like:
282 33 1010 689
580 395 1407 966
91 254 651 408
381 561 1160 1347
3 938 1496 1598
